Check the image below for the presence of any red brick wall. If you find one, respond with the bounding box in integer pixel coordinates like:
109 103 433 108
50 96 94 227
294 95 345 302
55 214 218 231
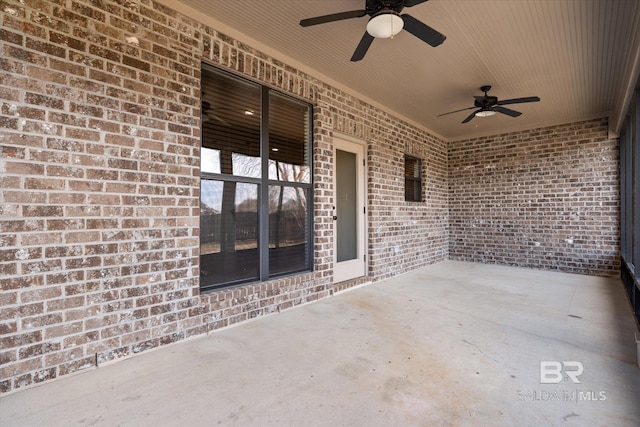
448 118 620 275
0 0 448 393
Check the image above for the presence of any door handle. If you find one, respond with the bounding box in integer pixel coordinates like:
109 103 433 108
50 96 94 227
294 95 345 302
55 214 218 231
333 215 338 220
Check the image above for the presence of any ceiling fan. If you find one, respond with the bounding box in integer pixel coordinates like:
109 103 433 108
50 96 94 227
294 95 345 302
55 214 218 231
438 86 541 123
201 100 230 126
299 0 446 61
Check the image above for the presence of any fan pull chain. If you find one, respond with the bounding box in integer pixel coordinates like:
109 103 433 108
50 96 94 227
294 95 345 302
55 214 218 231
390 15 395 39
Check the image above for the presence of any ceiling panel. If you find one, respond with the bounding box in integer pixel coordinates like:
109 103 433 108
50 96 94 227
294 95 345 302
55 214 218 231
166 0 640 141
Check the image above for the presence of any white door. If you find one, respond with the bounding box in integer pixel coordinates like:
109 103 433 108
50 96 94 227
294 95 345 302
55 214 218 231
333 137 366 283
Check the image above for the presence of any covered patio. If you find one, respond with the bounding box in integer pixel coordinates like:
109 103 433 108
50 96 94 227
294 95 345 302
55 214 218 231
1 261 637 426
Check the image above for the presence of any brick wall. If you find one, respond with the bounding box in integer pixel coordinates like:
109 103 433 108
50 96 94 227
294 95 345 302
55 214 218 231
367 117 449 280
0 0 448 393
449 118 620 275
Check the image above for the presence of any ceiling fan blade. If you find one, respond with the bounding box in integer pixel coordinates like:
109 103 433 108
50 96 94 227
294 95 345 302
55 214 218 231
497 96 540 106
351 32 375 61
206 113 230 127
401 14 446 47
494 106 522 117
404 0 430 6
437 106 476 117
300 9 367 27
462 110 479 123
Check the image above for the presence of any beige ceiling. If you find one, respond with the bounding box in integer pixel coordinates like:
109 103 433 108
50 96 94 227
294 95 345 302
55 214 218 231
164 0 640 141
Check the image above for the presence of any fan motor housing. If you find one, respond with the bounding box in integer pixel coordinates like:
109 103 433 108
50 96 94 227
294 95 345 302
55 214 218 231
474 96 498 108
368 0 406 14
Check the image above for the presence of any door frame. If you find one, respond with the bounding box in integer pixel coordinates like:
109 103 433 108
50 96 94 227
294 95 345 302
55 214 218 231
332 134 367 283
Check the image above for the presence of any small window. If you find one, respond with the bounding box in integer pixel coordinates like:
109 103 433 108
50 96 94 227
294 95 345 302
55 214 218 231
404 155 422 202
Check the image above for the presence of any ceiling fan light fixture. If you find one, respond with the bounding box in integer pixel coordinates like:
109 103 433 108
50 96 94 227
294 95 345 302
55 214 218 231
366 11 403 39
475 109 496 118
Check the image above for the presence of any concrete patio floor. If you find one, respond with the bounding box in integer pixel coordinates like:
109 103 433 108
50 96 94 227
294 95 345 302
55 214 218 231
1 261 639 426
